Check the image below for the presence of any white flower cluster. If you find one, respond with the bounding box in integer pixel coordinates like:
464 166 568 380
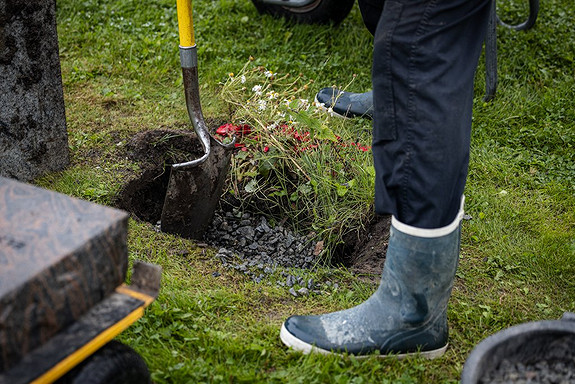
252 85 263 96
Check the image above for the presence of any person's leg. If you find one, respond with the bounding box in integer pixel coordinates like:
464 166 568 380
314 88 374 119
313 0 383 119
372 0 490 228
281 0 491 357
358 0 384 36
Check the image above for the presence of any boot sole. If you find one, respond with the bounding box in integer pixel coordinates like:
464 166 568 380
280 323 448 359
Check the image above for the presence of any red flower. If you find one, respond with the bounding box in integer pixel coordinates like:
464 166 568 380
263 146 270 153
216 123 252 136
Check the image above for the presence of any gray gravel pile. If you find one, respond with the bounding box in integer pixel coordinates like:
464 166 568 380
480 359 575 384
203 208 324 295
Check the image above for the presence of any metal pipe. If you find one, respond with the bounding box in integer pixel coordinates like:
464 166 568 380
172 46 211 169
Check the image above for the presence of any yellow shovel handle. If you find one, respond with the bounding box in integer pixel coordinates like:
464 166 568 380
176 0 195 47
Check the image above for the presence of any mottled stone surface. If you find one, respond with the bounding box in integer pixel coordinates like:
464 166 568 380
0 177 129 372
0 0 69 181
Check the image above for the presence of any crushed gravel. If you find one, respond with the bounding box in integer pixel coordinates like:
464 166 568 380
202 208 331 296
480 358 575 384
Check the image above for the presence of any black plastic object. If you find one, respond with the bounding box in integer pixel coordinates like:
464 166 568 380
484 0 539 101
251 0 355 24
56 341 151 384
497 0 539 31
461 312 575 384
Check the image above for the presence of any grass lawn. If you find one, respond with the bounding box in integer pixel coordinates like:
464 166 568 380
37 0 575 382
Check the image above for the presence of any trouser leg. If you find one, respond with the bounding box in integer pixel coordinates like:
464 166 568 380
358 0 384 36
371 0 491 228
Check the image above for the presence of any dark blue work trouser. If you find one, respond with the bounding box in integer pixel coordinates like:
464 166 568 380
358 0 491 228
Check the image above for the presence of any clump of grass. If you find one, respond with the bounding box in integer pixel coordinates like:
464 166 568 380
218 61 374 262
35 166 122 205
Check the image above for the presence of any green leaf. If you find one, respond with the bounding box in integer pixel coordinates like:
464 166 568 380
317 124 337 141
297 183 313 196
258 158 275 177
336 183 348 197
244 178 258 193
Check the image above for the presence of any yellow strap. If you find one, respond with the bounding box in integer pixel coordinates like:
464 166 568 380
115 284 156 307
176 0 195 47
31 307 144 384
31 286 155 383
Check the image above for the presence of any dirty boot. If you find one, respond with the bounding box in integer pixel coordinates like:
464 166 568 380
280 205 464 358
314 88 373 119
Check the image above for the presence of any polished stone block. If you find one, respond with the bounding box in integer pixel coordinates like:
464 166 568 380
0 177 129 372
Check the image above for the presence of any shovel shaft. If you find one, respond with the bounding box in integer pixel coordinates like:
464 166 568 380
173 0 211 170
176 0 195 47
171 0 235 170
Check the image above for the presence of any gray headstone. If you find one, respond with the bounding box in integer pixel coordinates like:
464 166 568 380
0 0 69 181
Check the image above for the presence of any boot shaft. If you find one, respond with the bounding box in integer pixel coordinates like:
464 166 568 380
380 211 463 326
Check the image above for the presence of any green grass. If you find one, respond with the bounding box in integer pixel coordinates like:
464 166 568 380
35 0 575 381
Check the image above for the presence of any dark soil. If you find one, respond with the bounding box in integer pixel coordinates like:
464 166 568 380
339 214 389 280
113 128 390 275
114 129 205 223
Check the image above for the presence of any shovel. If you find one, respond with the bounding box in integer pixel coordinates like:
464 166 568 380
160 0 234 239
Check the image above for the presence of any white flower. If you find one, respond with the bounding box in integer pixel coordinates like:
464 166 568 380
241 75 246 84
264 70 274 78
267 91 279 99
258 100 267 110
252 85 263 96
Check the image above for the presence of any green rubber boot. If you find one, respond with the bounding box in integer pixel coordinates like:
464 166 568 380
314 87 373 119
280 204 464 358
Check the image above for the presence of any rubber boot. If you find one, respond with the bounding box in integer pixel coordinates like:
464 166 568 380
280 203 464 358
314 87 373 119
